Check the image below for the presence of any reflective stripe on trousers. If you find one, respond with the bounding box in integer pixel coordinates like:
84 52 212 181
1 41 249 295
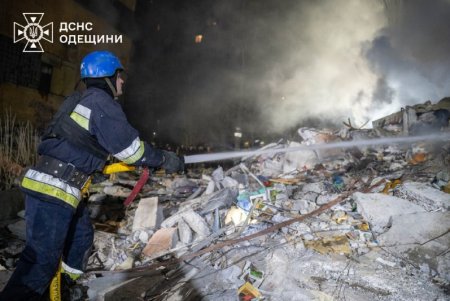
0 195 94 301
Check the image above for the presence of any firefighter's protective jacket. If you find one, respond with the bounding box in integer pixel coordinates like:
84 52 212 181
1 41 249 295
21 87 164 209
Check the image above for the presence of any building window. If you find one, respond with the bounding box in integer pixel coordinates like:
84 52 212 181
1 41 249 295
0 34 47 91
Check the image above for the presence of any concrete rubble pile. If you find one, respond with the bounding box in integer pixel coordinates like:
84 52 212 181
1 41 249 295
1 121 449 300
74 124 449 301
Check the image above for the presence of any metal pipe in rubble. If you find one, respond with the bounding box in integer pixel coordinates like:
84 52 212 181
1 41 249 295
183 132 450 164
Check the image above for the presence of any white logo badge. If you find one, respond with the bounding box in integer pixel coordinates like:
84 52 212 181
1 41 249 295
14 13 53 53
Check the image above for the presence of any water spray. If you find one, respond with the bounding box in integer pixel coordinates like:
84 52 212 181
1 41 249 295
184 132 450 164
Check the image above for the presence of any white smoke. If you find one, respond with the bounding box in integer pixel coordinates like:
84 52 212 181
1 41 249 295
365 0 450 122
256 0 387 130
127 0 450 144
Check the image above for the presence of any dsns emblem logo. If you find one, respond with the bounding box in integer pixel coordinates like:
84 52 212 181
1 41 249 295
14 13 53 53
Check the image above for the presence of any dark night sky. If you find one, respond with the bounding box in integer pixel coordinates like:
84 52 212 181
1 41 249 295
120 0 450 147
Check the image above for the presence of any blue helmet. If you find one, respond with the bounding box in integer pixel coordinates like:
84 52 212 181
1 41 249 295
80 50 124 79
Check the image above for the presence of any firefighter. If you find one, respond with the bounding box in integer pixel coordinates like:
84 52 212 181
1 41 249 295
0 50 184 301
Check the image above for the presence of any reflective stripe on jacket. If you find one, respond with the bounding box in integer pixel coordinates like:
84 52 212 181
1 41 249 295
68 87 163 166
22 87 164 208
21 169 81 208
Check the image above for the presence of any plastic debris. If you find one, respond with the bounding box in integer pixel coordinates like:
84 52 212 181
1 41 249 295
238 282 262 300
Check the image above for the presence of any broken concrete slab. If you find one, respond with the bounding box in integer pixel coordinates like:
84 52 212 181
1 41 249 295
303 191 319 203
160 211 183 228
178 219 192 244
353 192 426 233
181 209 211 238
378 211 450 279
131 197 164 232
161 207 211 240
7 219 26 240
291 199 311 213
138 230 150 244
302 182 326 194
316 193 339 205
394 182 450 211
264 246 448 301
199 188 237 214
88 193 107 203
103 185 131 197
142 227 178 257
203 180 215 195
212 166 224 184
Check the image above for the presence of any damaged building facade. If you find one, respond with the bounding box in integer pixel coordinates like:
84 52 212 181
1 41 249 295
0 0 133 129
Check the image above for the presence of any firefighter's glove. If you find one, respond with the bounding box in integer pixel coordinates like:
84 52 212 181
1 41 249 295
161 150 184 174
